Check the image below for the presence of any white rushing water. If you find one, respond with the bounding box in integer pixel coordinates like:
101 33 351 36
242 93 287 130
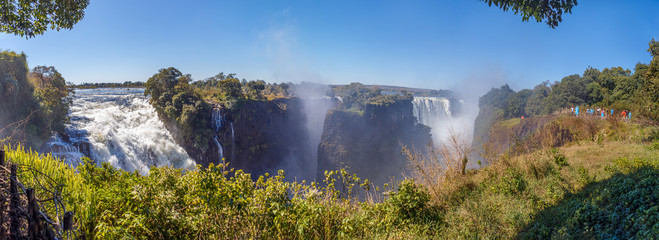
46 134 86 166
213 136 224 162
412 96 459 143
49 88 195 174
211 107 225 161
212 107 223 132
413 97 452 127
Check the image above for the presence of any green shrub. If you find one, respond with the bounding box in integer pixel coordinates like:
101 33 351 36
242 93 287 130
492 168 527 195
522 160 659 239
553 153 569 167
386 179 432 223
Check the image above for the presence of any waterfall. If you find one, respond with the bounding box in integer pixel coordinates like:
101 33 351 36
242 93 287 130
212 108 223 132
211 106 227 162
412 96 460 143
47 134 86 166
213 136 224 161
230 122 235 161
412 97 452 127
230 122 234 142
46 88 195 174
300 96 335 181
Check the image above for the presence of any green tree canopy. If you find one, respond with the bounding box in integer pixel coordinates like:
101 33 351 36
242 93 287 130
478 84 514 109
245 80 266 100
337 82 382 111
28 65 72 132
0 0 90 38
218 77 243 102
524 81 550 116
145 67 211 152
505 89 531 118
641 39 659 120
0 51 70 147
479 0 578 28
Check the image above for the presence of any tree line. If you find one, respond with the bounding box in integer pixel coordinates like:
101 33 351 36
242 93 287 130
479 39 659 122
73 81 145 89
0 51 72 148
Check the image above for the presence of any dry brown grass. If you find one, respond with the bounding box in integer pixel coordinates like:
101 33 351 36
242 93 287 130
403 129 473 208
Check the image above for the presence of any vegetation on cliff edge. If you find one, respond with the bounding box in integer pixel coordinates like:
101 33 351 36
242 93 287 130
0 50 72 148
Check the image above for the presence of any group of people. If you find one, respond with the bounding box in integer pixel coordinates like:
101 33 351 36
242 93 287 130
570 106 632 121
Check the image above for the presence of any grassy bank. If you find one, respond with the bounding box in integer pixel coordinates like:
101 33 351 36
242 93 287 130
2 118 658 239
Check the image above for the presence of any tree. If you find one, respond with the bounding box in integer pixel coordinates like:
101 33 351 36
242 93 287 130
641 39 659 120
0 0 90 38
479 0 578 28
337 82 380 111
144 67 190 106
145 67 211 152
542 74 589 113
28 66 72 132
245 80 266 100
478 84 514 109
505 89 531 118
524 81 550 116
218 78 242 99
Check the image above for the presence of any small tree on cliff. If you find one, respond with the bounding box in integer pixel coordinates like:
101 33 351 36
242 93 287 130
28 65 72 133
145 67 211 152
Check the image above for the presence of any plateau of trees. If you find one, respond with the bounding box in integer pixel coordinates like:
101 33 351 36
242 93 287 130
333 82 413 113
478 39 659 122
0 0 90 38
192 72 292 109
0 51 71 147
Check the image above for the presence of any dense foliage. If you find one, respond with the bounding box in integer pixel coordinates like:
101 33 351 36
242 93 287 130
478 39 659 122
332 82 413 114
642 39 659 120
0 51 71 148
479 0 578 28
0 0 90 38
28 66 73 133
4 145 443 239
192 72 293 108
144 67 211 152
4 116 657 239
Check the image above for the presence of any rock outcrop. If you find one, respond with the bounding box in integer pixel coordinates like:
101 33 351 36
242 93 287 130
317 99 431 186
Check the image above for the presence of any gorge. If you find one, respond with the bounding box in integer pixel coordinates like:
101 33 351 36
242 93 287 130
46 86 463 184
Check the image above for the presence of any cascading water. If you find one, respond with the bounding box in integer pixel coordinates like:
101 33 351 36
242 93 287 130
211 107 225 161
47 88 195 174
212 107 223 132
412 97 452 127
213 136 224 161
230 122 235 161
412 96 458 143
47 134 86 166
230 123 234 142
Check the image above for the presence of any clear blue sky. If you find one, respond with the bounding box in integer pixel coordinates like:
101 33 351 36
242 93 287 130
1 0 658 93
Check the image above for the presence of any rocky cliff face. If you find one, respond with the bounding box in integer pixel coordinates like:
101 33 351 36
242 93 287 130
317 99 431 186
213 98 319 181
166 96 430 185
